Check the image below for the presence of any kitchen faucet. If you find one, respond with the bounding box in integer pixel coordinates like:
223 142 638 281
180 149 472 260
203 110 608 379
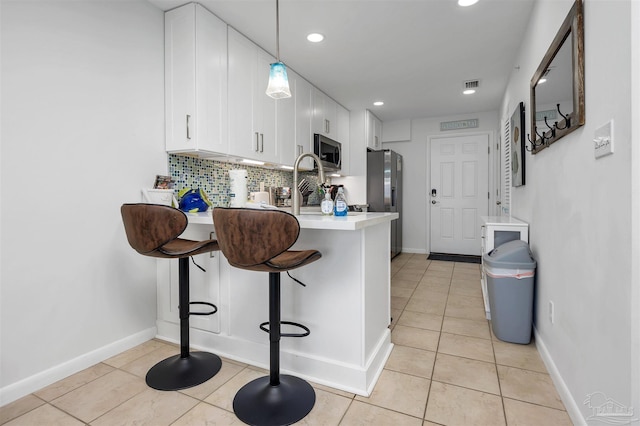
292 152 326 216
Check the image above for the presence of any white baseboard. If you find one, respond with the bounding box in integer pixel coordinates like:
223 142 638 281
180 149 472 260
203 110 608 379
156 320 392 397
533 326 586 425
0 327 156 407
399 248 428 255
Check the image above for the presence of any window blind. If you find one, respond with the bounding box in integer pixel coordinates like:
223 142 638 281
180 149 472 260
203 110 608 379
502 118 511 216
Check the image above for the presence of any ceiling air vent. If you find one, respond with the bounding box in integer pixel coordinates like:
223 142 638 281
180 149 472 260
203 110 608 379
464 79 480 89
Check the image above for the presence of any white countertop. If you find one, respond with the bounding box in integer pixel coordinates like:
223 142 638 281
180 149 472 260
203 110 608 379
481 216 528 225
185 210 398 231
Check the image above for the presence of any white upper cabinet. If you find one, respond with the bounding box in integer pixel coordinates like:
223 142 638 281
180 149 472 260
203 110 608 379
312 88 338 139
279 71 314 170
165 7 349 169
277 69 297 168
337 104 350 175
165 4 228 155
228 27 278 163
366 110 383 151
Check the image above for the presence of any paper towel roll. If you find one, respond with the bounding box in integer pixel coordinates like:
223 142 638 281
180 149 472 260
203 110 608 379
229 169 248 207
250 191 270 204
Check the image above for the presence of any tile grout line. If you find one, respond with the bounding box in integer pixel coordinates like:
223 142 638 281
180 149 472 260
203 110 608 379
420 257 455 423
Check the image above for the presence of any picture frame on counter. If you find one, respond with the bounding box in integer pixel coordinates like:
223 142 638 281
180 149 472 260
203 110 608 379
153 175 174 189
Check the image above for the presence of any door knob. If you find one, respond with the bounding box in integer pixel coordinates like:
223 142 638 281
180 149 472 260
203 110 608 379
431 200 438 205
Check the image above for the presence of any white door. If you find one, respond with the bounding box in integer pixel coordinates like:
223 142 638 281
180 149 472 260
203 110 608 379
429 133 489 255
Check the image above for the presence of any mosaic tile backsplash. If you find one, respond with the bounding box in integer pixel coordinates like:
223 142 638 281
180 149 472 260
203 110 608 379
168 154 324 207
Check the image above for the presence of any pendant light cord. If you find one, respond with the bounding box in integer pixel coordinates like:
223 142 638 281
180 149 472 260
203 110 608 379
275 0 280 61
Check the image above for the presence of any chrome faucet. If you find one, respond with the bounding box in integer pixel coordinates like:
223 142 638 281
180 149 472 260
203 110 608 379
292 152 326 215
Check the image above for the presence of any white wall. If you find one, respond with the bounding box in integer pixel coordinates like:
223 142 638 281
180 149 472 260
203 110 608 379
384 111 498 254
0 0 166 404
631 0 640 421
500 0 635 422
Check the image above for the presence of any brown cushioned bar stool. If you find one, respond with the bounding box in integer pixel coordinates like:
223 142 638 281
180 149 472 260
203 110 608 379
121 203 222 391
212 207 321 426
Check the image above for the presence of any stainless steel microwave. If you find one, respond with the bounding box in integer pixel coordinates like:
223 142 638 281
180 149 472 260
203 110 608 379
313 134 341 172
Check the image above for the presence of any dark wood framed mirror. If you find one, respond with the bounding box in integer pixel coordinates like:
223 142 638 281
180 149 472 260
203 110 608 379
529 0 584 154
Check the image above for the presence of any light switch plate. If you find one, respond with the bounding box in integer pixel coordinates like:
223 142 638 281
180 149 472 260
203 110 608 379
594 120 614 159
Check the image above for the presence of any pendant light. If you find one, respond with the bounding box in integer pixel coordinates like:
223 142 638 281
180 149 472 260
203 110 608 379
265 0 291 99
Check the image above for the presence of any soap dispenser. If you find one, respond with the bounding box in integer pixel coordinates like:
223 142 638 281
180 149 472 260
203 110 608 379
334 187 348 216
321 191 334 215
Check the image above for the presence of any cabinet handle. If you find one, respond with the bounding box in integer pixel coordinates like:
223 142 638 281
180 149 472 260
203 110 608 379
210 232 216 258
260 134 264 152
325 119 330 134
297 145 303 156
186 115 191 140
255 132 259 152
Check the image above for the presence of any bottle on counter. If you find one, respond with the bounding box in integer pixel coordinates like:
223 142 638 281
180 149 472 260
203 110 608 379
334 187 348 216
321 191 334 215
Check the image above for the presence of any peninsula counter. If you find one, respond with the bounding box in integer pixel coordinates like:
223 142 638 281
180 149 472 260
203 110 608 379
155 211 398 396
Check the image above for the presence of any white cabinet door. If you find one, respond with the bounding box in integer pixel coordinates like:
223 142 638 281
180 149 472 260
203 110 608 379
374 117 382 150
228 28 277 163
365 110 382 150
277 70 296 168
294 74 314 170
312 88 337 139
165 4 227 155
311 88 325 137
347 110 367 176
254 48 278 163
337 104 350 175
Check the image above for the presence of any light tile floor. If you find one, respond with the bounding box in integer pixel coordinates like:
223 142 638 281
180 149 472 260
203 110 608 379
1 254 572 425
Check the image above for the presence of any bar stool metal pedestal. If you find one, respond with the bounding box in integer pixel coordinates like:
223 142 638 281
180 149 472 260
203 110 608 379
213 207 321 426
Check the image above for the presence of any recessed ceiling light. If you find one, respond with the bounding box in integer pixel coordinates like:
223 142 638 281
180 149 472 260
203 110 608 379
307 33 324 43
538 78 547 84
463 89 476 95
458 0 479 6
373 101 384 106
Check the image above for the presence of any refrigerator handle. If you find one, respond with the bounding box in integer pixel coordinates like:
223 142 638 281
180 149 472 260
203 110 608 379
391 187 396 207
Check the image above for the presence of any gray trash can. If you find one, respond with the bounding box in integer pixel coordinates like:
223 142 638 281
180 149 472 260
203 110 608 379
483 240 536 344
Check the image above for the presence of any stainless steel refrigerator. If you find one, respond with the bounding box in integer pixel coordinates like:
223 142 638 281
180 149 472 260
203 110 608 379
367 149 402 258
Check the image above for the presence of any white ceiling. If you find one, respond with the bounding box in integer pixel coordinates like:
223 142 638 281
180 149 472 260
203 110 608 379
148 0 535 122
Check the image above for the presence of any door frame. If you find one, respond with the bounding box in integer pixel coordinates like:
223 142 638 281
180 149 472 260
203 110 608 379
425 130 496 255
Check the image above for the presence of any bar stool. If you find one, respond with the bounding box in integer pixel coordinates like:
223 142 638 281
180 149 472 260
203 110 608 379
212 207 321 426
121 203 222 391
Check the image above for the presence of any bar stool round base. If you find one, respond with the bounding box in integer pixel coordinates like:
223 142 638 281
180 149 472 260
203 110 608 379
146 351 222 391
233 375 316 426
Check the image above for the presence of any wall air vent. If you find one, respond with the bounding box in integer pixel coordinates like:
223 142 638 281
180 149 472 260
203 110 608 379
464 79 480 89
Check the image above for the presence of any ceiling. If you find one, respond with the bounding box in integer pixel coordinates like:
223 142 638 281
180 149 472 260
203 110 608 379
148 0 535 122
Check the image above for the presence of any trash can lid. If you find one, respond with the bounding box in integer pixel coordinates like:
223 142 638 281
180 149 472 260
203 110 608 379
483 240 536 269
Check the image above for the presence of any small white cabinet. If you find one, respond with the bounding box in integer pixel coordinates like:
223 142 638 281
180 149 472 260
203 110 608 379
157 226 221 333
228 27 278 163
480 216 529 319
366 110 383 151
312 88 338 139
165 3 228 155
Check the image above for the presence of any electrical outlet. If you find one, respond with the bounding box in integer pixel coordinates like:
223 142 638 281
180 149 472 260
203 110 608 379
549 301 555 324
